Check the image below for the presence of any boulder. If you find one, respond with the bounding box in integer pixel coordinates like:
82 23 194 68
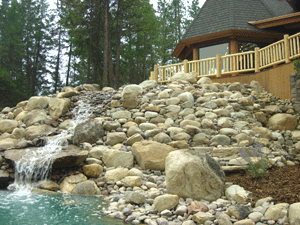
153 194 179 212
139 80 157 89
82 163 103 178
125 191 146 205
124 176 142 187
71 180 101 195
289 202 300 225
0 138 18 151
105 132 127 146
39 180 60 191
112 110 132 119
48 98 71 117
26 96 49 111
125 133 144 146
60 173 87 193
73 121 105 145
122 98 140 109
268 114 298 131
192 212 215 224
132 141 176 171
103 121 121 131
0 119 18 133
82 84 100 91
0 170 10 188
102 149 134 168
170 72 197 84
56 90 79 98
52 146 88 168
197 77 212 84
264 203 289 221
24 125 55 140
165 150 225 201
121 85 143 99
105 167 129 182
23 109 47 126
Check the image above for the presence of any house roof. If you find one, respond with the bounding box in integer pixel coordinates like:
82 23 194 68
182 0 295 41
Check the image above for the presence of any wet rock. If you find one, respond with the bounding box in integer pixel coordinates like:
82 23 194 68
71 180 101 195
60 173 87 193
73 121 105 145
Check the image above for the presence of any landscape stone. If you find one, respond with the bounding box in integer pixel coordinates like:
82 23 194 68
73 121 105 145
166 150 225 201
153 194 179 212
71 180 101 195
132 141 176 171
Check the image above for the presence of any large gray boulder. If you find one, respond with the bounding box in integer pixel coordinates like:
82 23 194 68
165 150 225 201
132 141 176 171
73 121 105 145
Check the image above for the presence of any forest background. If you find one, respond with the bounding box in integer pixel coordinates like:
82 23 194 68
0 0 203 108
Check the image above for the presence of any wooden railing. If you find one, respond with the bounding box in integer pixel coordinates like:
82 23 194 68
149 32 300 82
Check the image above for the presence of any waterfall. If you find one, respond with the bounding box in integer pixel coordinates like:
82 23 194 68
9 100 93 193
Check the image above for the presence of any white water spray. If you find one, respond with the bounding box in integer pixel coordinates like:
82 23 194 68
9 100 93 193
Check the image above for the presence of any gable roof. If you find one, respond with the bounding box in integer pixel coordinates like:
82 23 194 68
183 0 296 41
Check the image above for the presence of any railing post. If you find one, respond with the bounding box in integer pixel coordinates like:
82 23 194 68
149 71 154 80
216 54 222 77
284 34 291 63
154 65 158 82
255 47 260 73
184 59 188 73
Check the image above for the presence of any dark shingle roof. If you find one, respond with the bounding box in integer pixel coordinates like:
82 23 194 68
183 0 296 40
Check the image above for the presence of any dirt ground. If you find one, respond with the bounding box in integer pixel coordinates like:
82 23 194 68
226 163 300 205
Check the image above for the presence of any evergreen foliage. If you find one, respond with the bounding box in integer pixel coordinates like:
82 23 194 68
0 0 201 108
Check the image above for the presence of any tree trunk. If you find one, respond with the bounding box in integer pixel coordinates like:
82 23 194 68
54 24 62 93
114 0 122 89
66 42 72 86
102 0 109 87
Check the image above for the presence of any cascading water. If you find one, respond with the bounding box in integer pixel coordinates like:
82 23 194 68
9 100 93 193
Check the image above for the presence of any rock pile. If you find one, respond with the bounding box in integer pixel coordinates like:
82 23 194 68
1 74 300 224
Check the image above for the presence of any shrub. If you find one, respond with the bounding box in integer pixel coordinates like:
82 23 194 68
294 60 300 74
239 143 269 178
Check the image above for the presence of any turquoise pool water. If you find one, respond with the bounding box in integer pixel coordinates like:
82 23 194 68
0 190 125 225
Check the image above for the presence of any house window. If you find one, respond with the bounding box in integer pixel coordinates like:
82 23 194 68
238 42 259 52
199 43 229 59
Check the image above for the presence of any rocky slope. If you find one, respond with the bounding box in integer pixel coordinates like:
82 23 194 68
1 73 300 224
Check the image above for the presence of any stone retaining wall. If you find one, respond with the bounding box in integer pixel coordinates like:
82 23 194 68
290 73 300 113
